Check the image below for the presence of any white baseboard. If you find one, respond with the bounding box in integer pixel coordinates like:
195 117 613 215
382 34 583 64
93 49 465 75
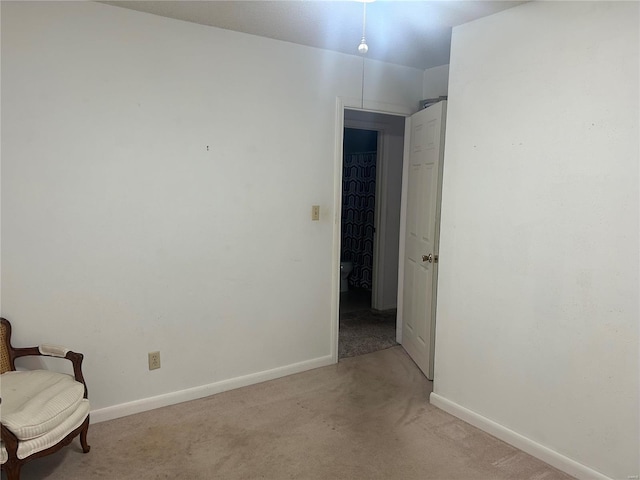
91 355 335 424
429 393 613 480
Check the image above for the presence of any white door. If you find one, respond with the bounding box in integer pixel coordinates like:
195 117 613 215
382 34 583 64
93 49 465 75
401 101 446 380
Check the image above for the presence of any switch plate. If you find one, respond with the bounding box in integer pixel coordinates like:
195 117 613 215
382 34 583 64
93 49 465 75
148 351 161 370
311 205 320 221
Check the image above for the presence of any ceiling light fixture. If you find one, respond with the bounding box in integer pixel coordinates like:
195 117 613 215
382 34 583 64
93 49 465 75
357 1 369 109
357 1 368 55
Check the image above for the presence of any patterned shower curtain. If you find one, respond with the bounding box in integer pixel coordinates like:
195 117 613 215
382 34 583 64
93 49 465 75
341 151 376 290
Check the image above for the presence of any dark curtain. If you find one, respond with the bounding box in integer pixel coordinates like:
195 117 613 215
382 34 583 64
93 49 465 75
341 151 376 290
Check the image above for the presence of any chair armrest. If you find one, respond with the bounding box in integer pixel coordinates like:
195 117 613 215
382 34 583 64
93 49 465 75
10 346 41 358
39 343 70 357
11 347 88 399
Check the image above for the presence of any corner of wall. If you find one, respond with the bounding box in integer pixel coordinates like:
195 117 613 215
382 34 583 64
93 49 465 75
422 64 450 100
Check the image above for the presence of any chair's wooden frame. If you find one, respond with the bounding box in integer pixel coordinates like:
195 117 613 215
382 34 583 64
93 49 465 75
0 318 90 480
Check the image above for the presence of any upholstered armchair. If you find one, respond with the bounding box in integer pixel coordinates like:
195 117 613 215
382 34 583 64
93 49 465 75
0 318 90 480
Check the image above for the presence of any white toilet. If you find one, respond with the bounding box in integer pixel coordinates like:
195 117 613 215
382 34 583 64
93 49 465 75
340 262 353 293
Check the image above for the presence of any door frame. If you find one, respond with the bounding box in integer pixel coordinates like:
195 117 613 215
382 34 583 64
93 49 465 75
331 97 413 363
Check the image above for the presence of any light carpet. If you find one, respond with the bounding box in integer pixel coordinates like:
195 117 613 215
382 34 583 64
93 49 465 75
11 347 574 480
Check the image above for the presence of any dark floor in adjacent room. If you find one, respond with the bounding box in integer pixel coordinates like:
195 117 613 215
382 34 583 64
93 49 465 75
339 288 398 359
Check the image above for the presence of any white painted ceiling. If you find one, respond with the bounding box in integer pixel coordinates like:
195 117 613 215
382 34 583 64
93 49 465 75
103 1 527 70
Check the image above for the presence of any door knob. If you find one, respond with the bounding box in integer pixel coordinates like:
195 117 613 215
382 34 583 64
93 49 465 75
422 254 433 263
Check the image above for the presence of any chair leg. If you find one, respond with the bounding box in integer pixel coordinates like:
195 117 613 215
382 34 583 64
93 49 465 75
80 417 91 453
4 462 22 480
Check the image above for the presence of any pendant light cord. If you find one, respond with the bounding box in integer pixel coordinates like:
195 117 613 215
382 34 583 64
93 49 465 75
361 56 365 109
362 2 367 43
360 1 367 109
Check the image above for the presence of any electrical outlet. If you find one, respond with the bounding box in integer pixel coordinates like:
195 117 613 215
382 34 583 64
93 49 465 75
311 205 320 221
148 351 161 370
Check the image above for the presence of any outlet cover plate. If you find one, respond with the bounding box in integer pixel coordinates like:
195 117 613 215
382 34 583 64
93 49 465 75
311 205 320 221
148 351 161 370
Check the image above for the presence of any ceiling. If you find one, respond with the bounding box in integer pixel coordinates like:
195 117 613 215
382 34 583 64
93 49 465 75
103 1 527 70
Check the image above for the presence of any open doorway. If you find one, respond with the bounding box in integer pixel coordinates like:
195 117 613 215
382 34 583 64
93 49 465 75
338 109 406 360
340 127 377 312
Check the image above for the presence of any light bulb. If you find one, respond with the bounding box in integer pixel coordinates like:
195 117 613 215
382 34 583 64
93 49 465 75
358 39 368 55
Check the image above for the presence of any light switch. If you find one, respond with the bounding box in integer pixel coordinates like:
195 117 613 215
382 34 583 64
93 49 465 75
311 205 320 221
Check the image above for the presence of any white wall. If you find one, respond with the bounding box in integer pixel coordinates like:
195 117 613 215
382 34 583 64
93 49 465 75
422 64 449 99
433 2 639 480
0 1 423 418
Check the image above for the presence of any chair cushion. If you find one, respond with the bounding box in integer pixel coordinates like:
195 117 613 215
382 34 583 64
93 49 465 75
1 398 90 461
1 370 85 440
